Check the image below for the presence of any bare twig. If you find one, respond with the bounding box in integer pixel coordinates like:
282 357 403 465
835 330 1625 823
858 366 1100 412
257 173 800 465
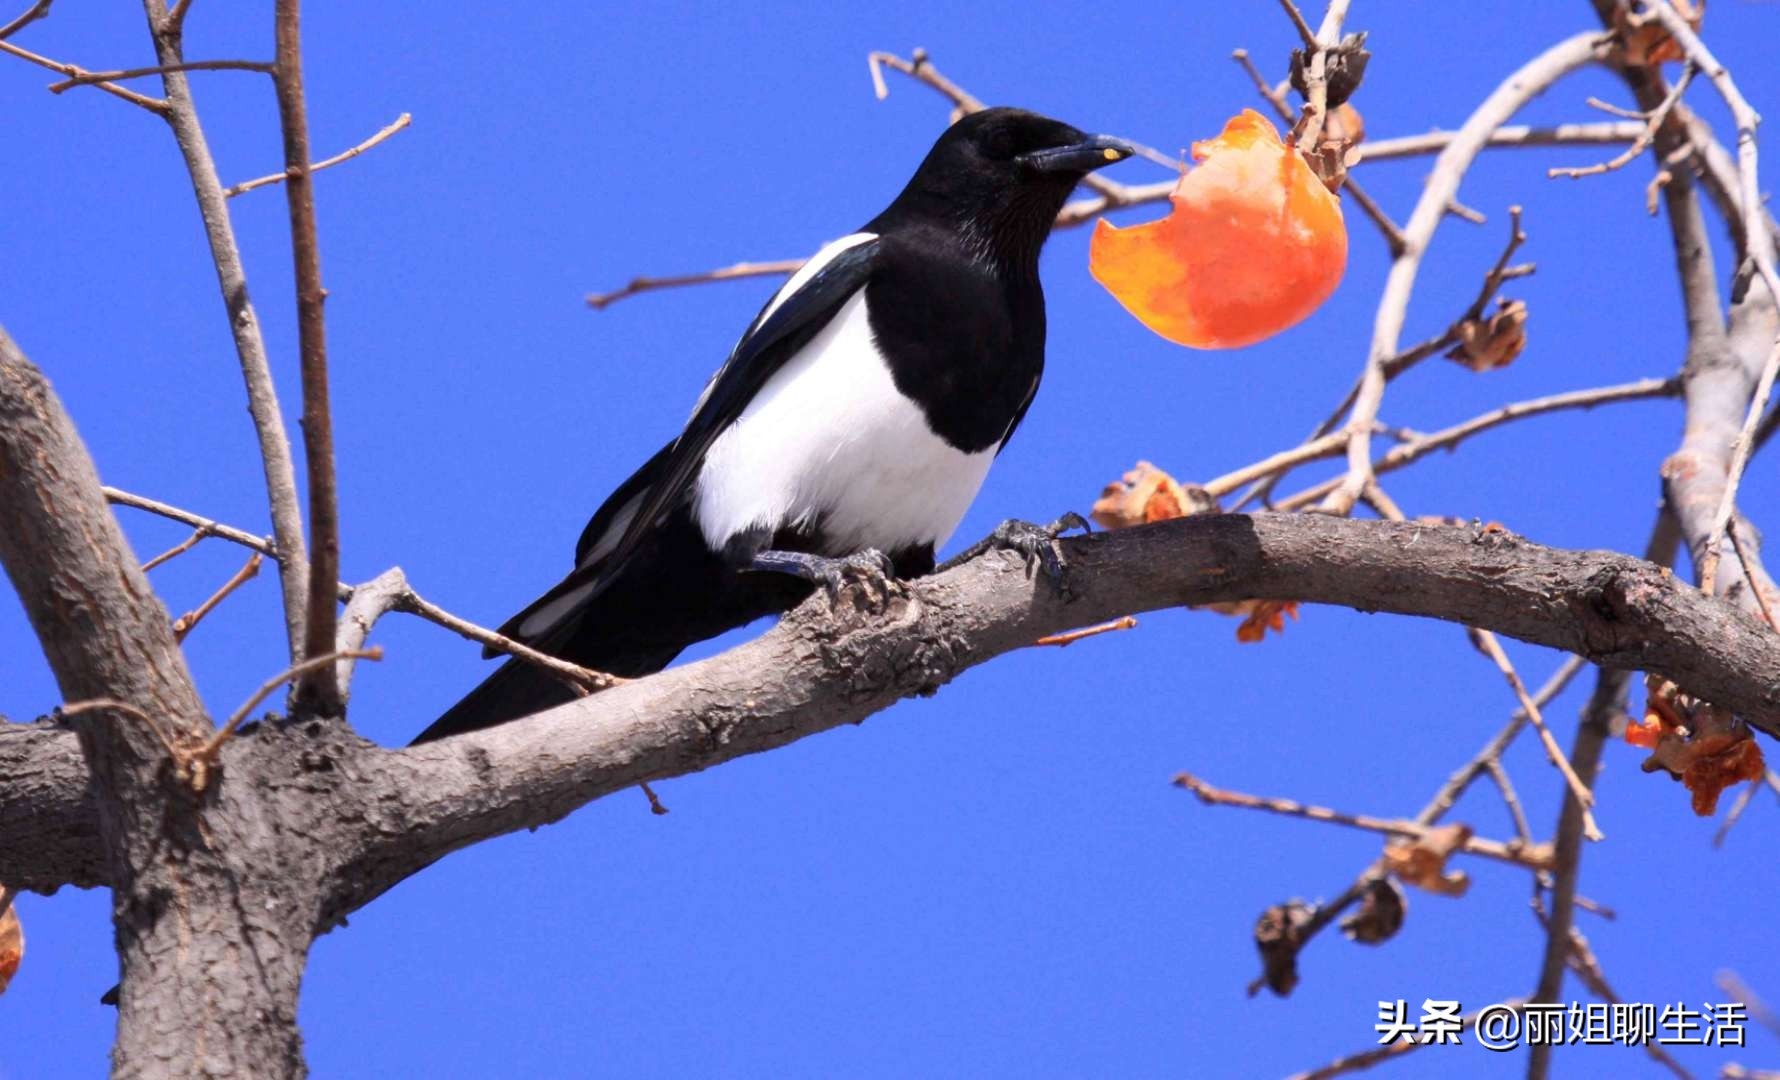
1549 64 1695 180
1470 630 1602 840
224 112 411 197
1344 182 1408 255
105 487 280 563
639 782 669 816
58 698 183 760
0 38 166 112
1275 376 1680 510
1362 495 1602 842
1274 0 1320 49
1240 206 1538 510
139 525 214 572
1204 432 1351 499
271 0 343 712
1323 31 1606 514
1251 656 1585 996
1558 925 1695 1080
0 0 52 40
1485 758 1534 844
1232 48 1293 121
399 588 623 693
1755 402 1780 456
171 552 262 642
1361 120 1645 160
208 649 382 760
1639 1 1780 597
47 58 272 94
1728 519 1780 629
1712 779 1762 848
1032 615 1137 647
163 0 191 34
1444 197 1488 225
1174 772 1553 873
1716 970 1780 1038
141 0 312 659
867 48 1117 198
1289 0 1352 162
1528 672 1624 1076
333 565 623 700
586 258 805 311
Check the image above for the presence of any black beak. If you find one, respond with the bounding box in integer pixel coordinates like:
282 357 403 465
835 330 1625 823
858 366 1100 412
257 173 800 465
1017 135 1136 174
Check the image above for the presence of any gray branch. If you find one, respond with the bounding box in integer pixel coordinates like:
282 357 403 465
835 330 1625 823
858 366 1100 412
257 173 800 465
318 512 1780 923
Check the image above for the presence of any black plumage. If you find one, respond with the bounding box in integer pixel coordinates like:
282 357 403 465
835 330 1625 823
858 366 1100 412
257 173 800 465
414 109 1131 744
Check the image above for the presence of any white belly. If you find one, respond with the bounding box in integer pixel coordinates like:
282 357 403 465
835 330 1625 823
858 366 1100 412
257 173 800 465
693 291 995 555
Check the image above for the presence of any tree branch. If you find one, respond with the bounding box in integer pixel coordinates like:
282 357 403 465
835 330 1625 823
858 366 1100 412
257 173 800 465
46 58 272 94
0 0 53 41
1637 0 1780 597
0 329 207 741
319 513 1780 925
140 0 311 660
271 0 342 712
0 36 166 112
223 111 410 198
0 720 103 893
1325 30 1607 513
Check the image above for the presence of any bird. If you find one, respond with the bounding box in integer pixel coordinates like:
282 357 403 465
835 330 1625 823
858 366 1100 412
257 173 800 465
412 108 1133 744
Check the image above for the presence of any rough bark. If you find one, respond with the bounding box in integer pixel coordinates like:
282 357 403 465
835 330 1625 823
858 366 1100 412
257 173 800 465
12 509 1780 922
0 331 313 1078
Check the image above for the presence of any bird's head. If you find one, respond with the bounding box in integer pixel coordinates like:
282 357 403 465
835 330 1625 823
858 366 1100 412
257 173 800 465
880 107 1135 268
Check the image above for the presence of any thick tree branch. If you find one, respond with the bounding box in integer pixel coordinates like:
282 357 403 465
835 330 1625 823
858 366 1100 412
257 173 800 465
0 720 103 894
320 513 1780 924
0 329 207 741
10 512 1780 929
0 325 312 1074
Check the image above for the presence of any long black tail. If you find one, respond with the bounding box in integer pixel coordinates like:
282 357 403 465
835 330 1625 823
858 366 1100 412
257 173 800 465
410 657 584 744
410 506 809 745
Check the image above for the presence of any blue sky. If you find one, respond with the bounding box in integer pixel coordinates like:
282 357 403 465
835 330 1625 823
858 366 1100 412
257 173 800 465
4 2 1779 1077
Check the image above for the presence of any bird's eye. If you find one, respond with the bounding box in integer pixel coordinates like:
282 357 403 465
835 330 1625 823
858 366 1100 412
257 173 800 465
983 130 1017 160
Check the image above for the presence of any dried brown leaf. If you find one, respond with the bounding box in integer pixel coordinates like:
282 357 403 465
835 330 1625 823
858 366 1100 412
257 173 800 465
1289 31 1371 109
1447 298 1528 372
1617 0 1705 66
1253 899 1316 997
1202 599 1301 643
1089 462 1214 530
0 899 21 996
1093 464 1297 642
1383 823 1473 897
1341 877 1407 945
1632 675 1767 815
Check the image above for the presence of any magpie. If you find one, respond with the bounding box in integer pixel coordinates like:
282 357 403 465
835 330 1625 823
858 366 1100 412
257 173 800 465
413 108 1133 744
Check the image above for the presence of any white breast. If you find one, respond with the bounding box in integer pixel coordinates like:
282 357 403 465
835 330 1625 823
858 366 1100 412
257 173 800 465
693 290 995 556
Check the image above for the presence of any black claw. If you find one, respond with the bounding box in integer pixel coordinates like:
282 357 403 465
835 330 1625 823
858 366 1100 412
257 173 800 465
1050 511 1092 538
946 514 1086 598
750 547 899 605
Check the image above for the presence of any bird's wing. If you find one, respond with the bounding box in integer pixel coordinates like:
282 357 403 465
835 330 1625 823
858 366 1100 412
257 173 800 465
487 234 881 654
595 234 881 575
997 371 1041 455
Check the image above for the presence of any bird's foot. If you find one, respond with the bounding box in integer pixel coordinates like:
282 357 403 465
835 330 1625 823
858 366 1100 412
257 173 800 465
748 548 900 604
940 513 1090 597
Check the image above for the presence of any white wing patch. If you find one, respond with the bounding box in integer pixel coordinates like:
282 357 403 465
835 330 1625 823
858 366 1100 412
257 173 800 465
576 492 642 570
693 290 995 556
688 232 878 420
516 579 598 640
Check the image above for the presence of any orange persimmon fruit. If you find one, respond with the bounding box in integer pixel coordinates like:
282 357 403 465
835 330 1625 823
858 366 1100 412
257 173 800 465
1090 109 1347 349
